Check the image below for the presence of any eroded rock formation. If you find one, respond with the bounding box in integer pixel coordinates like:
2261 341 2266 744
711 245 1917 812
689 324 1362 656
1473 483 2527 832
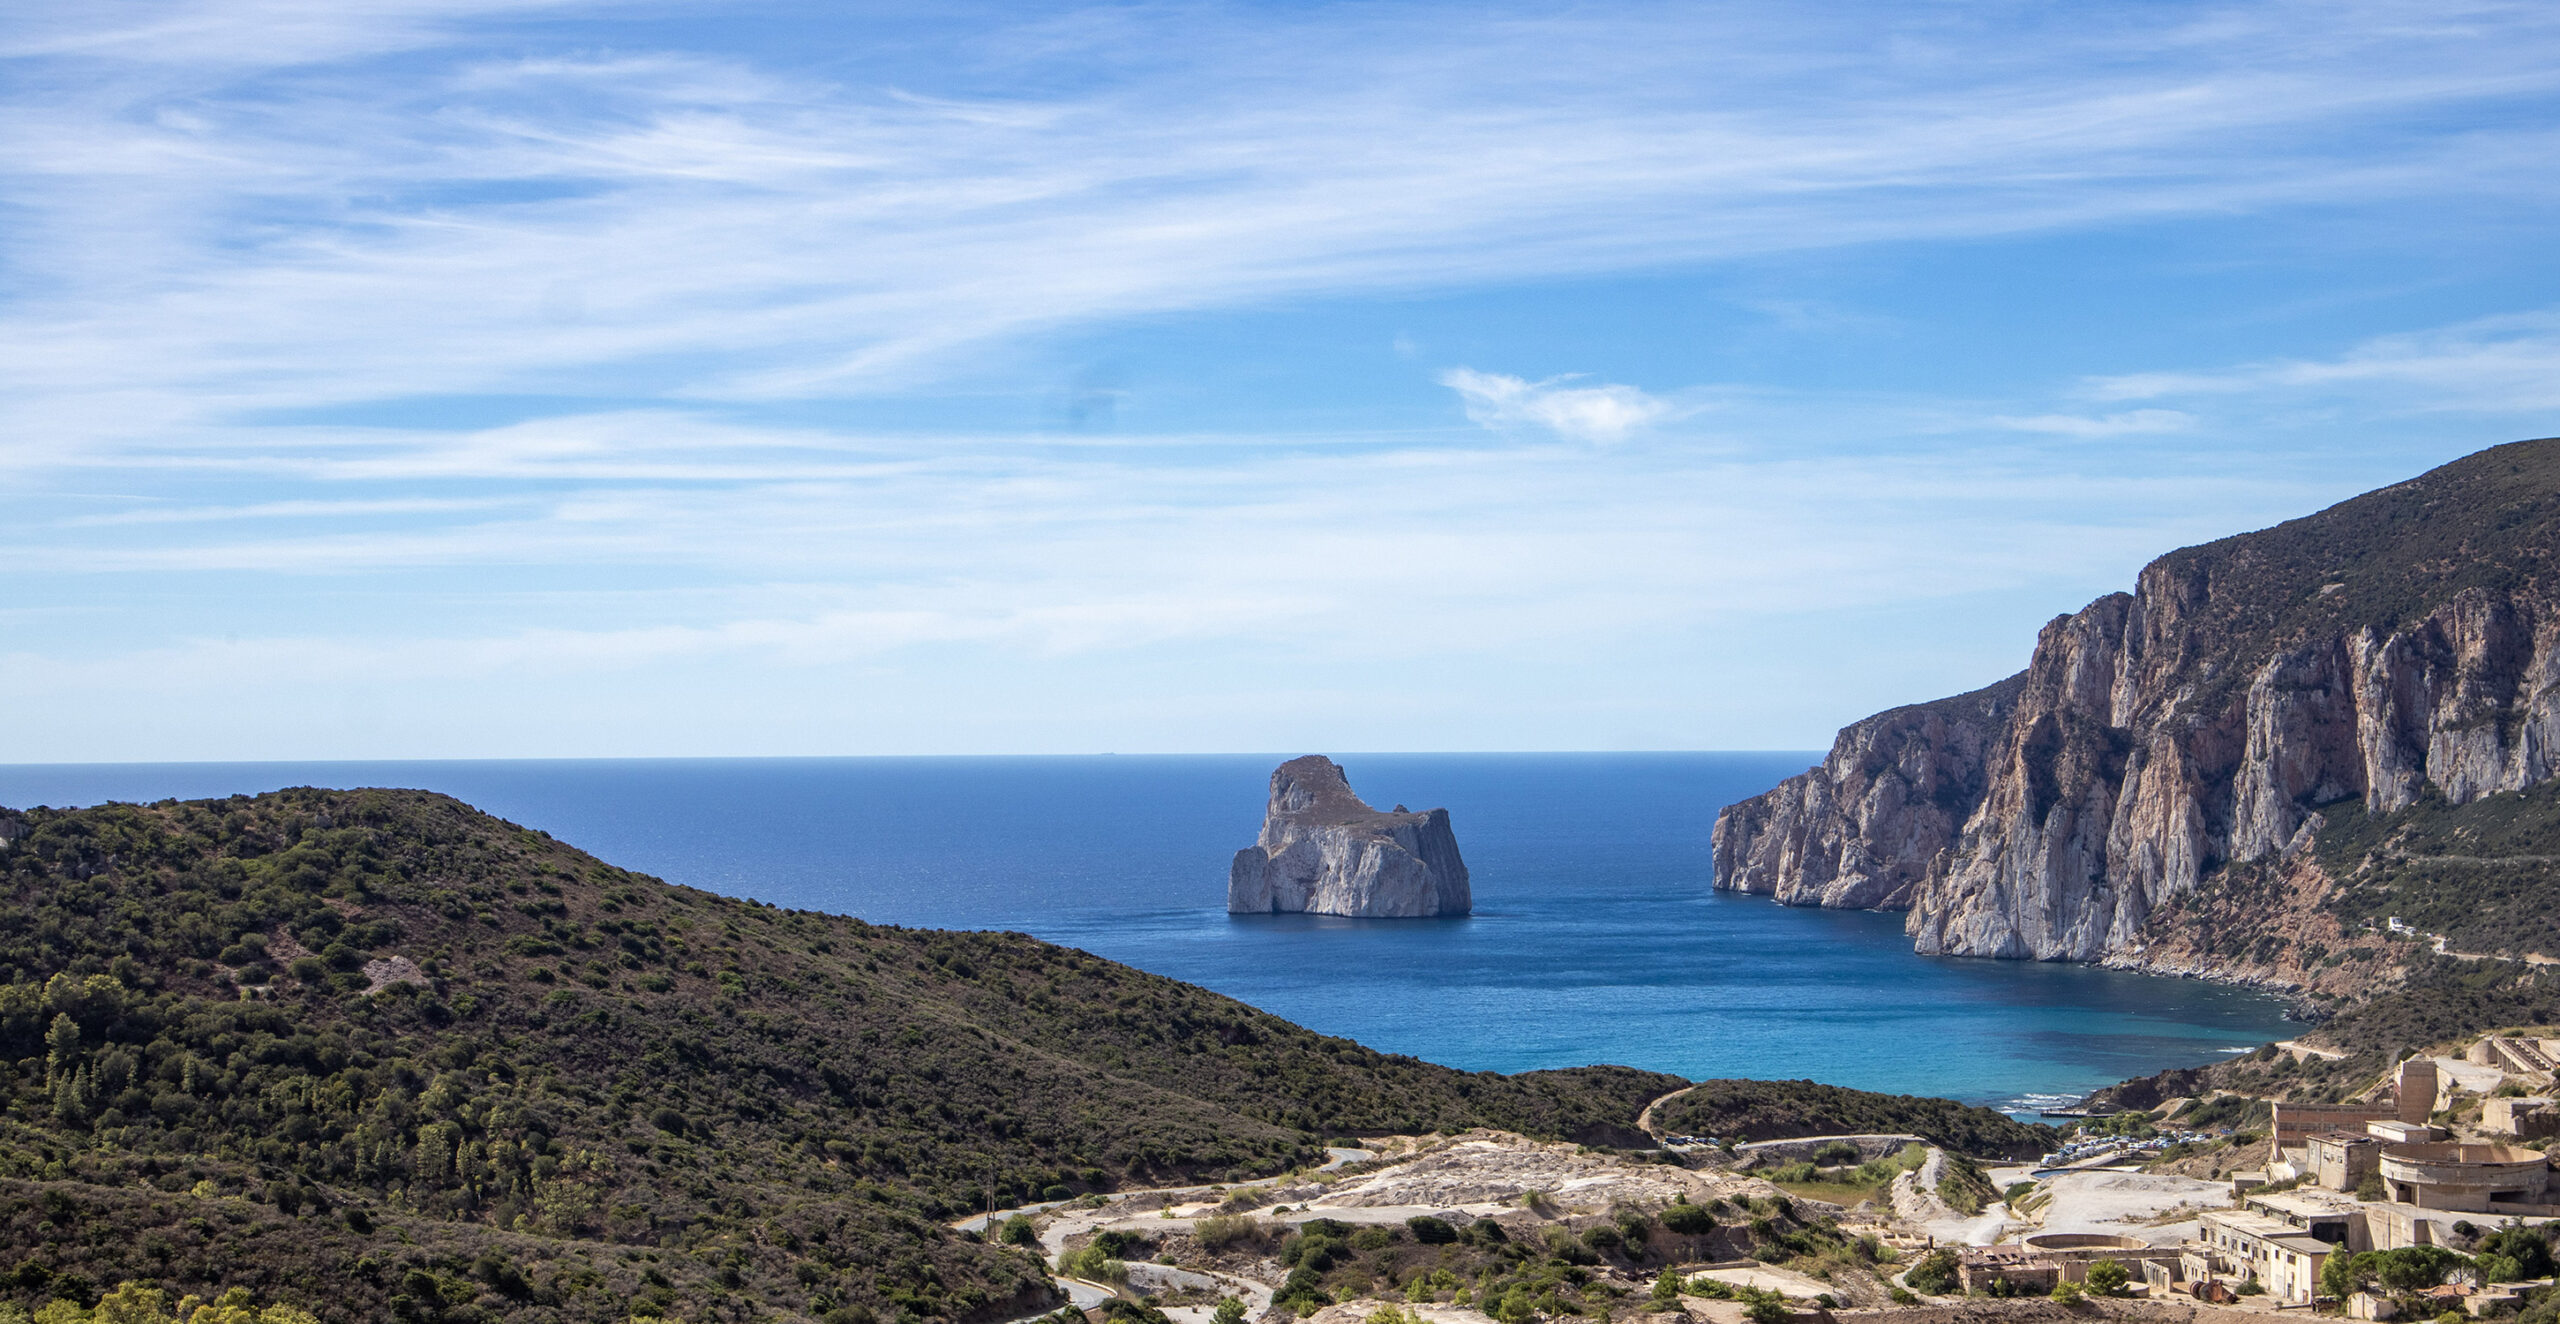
1228 756 1471 917
1712 675 2023 910
1715 437 2560 962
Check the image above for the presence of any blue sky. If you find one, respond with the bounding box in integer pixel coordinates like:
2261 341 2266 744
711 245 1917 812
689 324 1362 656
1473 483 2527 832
4 0 2560 760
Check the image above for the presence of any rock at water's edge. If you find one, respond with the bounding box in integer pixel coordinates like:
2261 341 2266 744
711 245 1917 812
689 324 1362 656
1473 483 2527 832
1228 756 1471 917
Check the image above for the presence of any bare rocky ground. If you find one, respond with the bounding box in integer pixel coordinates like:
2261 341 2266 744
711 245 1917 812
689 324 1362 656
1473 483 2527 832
2020 1170 2229 1246
995 1126 2284 1324
1004 1130 1831 1323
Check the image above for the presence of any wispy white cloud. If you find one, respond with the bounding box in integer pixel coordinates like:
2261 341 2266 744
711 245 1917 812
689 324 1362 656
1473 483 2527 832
1990 409 2195 438
4 1 2558 758
5 1 2560 458
1439 369 1682 444
2091 310 2560 413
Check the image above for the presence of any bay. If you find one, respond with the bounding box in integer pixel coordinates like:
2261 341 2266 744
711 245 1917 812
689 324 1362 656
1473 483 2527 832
0 753 2293 1111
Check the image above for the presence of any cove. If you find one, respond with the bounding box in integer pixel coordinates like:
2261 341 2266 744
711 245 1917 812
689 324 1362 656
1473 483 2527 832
0 752 2296 1110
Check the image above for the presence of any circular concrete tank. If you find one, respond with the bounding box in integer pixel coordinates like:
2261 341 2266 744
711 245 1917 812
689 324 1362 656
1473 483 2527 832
2022 1234 2149 1252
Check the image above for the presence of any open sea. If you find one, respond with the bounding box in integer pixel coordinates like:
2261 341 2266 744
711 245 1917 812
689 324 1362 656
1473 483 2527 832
0 754 2295 1114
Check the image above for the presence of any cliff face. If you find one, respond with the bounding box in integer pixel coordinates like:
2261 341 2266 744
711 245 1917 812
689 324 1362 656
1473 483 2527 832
1717 437 2560 962
1229 756 1471 917
1712 675 2023 910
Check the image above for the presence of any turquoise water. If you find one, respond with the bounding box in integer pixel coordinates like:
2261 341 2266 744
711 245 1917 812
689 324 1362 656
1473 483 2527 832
0 754 2295 1110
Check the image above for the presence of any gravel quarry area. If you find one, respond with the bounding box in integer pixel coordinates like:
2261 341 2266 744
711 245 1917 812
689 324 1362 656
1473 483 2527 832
2028 1169 2231 1245
981 1124 2272 1324
1318 1134 1764 1212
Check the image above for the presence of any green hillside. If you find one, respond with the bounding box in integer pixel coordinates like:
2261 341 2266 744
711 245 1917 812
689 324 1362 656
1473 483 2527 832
1645 1079 2054 1158
2317 780 2560 960
2146 435 2560 713
0 789 1680 1324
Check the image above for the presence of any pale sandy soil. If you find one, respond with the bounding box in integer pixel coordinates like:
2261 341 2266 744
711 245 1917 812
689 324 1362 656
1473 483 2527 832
2027 1170 2230 1245
1688 1263 1837 1299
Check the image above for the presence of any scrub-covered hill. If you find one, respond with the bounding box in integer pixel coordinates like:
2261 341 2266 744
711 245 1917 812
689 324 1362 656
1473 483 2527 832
0 789 1680 1324
1648 1079 2055 1158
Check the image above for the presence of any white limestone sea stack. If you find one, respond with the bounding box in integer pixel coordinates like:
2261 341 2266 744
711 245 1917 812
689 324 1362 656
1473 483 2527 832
1226 756 1472 917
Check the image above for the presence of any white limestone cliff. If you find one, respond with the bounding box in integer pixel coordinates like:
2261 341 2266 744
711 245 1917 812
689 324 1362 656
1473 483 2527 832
1228 756 1472 918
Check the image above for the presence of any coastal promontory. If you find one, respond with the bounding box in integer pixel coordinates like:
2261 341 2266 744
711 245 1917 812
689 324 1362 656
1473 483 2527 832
1715 436 2560 967
1228 755 1472 916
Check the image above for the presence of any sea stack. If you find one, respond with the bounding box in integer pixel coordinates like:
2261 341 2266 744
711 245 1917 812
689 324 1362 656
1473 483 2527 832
1227 756 1471 917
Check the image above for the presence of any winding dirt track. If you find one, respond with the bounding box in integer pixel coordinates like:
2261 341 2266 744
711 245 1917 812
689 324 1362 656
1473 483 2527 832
1635 1084 1697 1138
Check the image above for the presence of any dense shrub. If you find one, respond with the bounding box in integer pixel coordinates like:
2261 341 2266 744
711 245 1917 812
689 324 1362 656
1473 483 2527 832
1905 1248 1961 1296
1661 1201 1716 1235
1194 1213 1261 1251
1651 1080 2054 1158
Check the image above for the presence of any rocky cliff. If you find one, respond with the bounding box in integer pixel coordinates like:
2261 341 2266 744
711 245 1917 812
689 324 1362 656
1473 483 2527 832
1717 437 2560 962
1713 675 2023 910
1229 756 1471 917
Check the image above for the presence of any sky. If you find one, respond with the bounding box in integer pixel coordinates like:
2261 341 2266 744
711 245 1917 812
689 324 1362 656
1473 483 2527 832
4 0 2559 762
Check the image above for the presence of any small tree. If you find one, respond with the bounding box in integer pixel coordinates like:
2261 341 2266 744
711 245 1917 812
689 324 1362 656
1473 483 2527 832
2083 1259 2130 1297
1662 1200 1716 1235
1213 1301 1248 1324
1905 1248 1961 1296
1653 1268 1684 1304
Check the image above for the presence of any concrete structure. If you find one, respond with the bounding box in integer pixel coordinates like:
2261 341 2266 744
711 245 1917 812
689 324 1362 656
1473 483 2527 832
2366 1120 2447 1145
2007 1233 2182 1285
2401 1058 2442 1118
2359 1200 2471 1252
2309 1131 2384 1193
2195 1209 2335 1305
2485 1096 2560 1140
2376 1141 2555 1212
1954 1246 2059 1295
2467 1036 2559 1083
2272 1059 2437 1145
2243 1189 2363 1247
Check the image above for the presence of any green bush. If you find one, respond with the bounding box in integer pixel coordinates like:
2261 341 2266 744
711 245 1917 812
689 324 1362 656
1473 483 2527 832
2084 1259 2129 1296
1405 1215 1456 1244
1661 1200 1715 1235
1195 1213 1260 1251
2477 1222 2556 1280
1904 1248 1960 1296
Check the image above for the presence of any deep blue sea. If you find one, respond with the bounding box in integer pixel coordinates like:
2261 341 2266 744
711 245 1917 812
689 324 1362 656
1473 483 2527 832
0 754 2294 1112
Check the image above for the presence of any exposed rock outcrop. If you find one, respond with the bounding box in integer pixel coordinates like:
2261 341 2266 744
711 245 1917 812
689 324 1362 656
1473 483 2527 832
1716 436 2560 963
1228 756 1471 917
1713 675 2024 910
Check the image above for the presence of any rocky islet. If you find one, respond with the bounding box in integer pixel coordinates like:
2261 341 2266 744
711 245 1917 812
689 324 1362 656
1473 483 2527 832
1228 756 1472 918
